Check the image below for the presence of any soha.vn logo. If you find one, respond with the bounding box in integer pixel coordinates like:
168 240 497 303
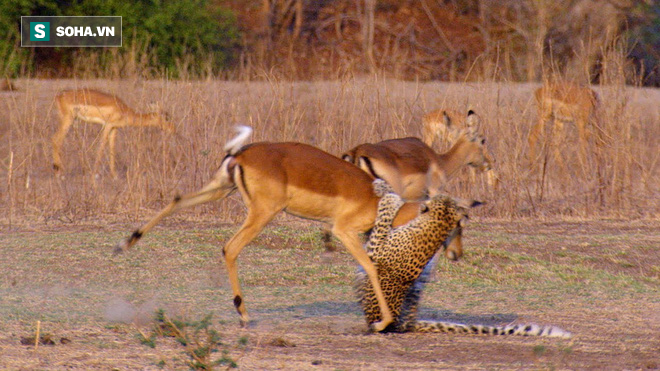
30 22 50 41
56 26 116 37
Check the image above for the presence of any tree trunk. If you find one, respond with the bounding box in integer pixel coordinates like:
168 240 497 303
362 0 376 72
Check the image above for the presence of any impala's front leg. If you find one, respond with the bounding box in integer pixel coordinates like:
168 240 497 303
528 116 545 166
222 206 280 326
332 227 393 332
94 124 113 177
52 112 74 172
108 127 118 178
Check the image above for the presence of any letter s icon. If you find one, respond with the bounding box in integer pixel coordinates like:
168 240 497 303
35 24 46 38
29 22 50 42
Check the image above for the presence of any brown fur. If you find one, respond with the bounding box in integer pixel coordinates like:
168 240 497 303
52 89 174 178
115 126 423 332
343 135 491 200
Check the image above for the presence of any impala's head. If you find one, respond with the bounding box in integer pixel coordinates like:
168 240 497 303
418 195 483 261
466 134 492 171
161 112 175 134
460 111 500 188
422 109 481 146
466 133 499 188
147 101 175 134
341 148 357 164
474 131 501 187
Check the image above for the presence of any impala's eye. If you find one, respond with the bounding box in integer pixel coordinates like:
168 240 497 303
481 138 486 145
420 204 430 214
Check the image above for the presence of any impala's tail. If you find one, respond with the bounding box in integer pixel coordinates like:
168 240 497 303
407 320 571 338
113 126 253 255
224 126 253 154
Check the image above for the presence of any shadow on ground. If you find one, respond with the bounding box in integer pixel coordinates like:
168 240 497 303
254 300 518 326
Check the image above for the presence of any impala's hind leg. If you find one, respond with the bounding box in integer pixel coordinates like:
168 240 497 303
223 204 281 326
114 163 237 254
332 227 393 332
548 119 566 171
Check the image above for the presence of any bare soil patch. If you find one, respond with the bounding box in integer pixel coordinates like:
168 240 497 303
0 219 658 370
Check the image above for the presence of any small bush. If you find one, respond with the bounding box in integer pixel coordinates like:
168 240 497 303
138 309 240 370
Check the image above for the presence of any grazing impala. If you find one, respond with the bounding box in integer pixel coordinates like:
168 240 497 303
52 89 174 178
114 126 437 332
528 82 601 166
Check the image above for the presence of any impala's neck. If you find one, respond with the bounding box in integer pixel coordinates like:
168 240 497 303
435 135 473 180
129 113 161 127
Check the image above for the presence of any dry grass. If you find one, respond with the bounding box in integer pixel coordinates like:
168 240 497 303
0 76 658 226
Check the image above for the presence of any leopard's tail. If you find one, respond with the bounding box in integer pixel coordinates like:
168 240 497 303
406 321 571 338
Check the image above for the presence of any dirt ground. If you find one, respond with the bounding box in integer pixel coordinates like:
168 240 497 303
0 219 658 370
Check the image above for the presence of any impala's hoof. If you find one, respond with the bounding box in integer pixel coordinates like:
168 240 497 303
239 318 251 328
113 241 126 256
370 319 393 333
445 249 459 261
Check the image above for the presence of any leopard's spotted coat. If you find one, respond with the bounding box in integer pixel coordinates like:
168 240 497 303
356 180 571 338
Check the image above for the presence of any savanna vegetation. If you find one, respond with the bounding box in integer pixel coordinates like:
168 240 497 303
0 1 658 369
1 0 659 84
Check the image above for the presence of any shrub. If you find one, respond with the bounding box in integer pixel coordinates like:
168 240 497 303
0 0 240 77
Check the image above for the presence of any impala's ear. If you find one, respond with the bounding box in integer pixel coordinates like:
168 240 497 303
342 154 353 163
485 168 499 188
442 111 452 128
465 110 481 137
453 198 483 225
147 101 161 113
454 197 484 210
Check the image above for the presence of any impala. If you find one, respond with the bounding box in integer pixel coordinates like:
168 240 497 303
114 126 437 332
528 82 601 166
422 109 480 147
343 129 493 201
52 89 174 178
421 109 497 187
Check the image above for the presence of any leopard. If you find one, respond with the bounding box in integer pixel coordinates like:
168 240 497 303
356 179 571 338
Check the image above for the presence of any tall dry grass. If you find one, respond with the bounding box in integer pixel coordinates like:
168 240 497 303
0 69 658 227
